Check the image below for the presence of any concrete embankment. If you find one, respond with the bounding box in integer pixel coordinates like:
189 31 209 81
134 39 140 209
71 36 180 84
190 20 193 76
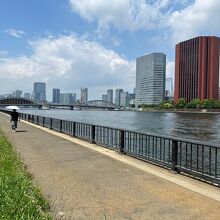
0 112 220 220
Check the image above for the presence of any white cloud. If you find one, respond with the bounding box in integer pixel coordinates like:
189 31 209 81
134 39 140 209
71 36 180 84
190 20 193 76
168 0 220 43
5 28 25 38
69 0 220 44
69 0 169 36
0 34 135 99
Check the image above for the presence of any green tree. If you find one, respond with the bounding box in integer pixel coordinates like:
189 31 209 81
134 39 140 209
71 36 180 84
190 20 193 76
175 98 186 109
201 99 214 109
186 98 202 109
159 101 174 109
213 100 220 109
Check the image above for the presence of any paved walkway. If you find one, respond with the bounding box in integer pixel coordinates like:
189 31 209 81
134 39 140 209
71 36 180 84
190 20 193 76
0 113 220 220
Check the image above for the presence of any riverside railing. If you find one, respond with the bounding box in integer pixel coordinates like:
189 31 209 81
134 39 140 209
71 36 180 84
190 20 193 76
1 109 220 186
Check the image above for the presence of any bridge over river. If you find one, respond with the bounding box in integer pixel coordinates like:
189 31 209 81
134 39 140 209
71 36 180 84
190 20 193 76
0 97 43 108
0 98 119 110
49 100 119 110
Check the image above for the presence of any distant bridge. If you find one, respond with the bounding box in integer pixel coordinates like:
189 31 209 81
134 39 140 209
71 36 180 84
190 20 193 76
0 98 119 110
82 100 119 109
0 97 43 108
49 100 119 110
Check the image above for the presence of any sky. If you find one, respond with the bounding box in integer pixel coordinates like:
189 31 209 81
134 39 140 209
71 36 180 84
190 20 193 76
0 0 220 101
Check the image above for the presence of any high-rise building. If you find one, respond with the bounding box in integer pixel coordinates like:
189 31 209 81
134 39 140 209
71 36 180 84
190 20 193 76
115 89 123 106
60 93 73 105
107 89 113 103
53 88 60 103
24 93 31 99
13 90 22 98
128 93 135 104
120 92 135 107
136 53 166 107
120 92 129 106
166 78 174 97
174 36 220 103
33 82 46 101
80 87 88 103
102 94 107 101
72 93 76 102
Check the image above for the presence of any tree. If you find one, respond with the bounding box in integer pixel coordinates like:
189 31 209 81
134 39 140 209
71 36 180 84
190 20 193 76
201 99 214 109
175 98 186 109
159 101 174 109
186 98 201 109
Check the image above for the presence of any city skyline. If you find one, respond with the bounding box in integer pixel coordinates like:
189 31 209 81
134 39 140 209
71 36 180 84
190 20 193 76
1 1 220 99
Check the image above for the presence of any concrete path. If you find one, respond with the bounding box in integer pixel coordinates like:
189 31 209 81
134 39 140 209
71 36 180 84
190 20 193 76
0 113 220 220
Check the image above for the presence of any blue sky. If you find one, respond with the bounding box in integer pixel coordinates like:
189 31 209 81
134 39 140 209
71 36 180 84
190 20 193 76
0 0 220 100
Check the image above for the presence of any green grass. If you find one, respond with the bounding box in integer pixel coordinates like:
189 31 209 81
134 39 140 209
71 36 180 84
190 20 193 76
0 131 52 220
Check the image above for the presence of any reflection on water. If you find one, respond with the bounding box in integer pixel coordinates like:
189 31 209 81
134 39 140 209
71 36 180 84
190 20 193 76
20 109 220 144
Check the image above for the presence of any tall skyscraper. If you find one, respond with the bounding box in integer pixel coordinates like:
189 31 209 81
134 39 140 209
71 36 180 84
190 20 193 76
120 92 129 106
120 92 135 107
53 88 60 103
60 93 73 105
115 89 123 106
102 94 107 101
174 36 220 103
72 93 76 102
80 87 88 103
13 90 22 98
166 78 174 97
24 93 31 99
107 89 113 103
33 82 46 101
136 53 166 107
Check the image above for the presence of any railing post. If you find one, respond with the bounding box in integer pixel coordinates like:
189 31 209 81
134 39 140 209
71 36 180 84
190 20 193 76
60 120 62 132
120 130 125 154
43 117 45 127
28 114 31 122
171 140 178 172
50 118 52 129
37 116 39 125
73 122 76 136
91 125 95 143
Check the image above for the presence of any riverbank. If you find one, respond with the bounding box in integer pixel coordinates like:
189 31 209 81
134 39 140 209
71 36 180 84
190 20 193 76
0 130 52 220
134 108 220 113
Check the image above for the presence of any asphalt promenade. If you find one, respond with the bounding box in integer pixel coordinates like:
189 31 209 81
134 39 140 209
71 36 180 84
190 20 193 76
0 112 220 220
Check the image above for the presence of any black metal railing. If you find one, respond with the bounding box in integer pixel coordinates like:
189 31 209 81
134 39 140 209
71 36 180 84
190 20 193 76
1 109 220 186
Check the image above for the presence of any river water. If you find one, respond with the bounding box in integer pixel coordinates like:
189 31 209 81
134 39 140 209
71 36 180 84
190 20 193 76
19 109 220 144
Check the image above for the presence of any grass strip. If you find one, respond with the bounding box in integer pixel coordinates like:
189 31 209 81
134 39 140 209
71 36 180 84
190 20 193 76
0 131 52 220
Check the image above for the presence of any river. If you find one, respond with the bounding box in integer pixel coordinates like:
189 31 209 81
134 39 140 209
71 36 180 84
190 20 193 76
19 109 220 144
